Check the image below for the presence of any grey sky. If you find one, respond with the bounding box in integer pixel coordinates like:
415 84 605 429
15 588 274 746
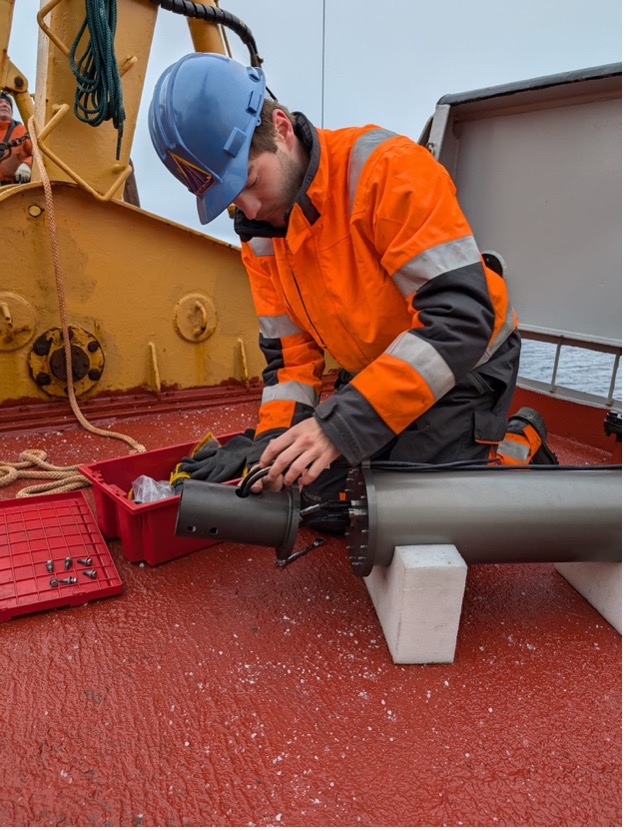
9 0 622 245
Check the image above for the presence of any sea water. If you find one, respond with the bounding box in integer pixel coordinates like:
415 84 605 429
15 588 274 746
519 339 622 403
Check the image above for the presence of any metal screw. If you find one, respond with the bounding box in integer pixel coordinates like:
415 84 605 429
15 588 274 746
59 577 77 585
45 560 54 573
77 557 92 566
64 557 73 570
82 570 97 579
49 577 59 587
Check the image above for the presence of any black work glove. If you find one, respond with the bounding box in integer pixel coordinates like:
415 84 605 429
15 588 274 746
171 429 255 491
244 427 287 472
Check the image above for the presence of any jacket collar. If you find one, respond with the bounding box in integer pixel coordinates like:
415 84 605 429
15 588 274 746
234 112 322 243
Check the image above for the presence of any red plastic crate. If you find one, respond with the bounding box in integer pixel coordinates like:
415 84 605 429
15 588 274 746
0 491 123 622
78 434 238 566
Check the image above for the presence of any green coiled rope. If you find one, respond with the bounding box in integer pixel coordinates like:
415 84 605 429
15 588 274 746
68 0 125 159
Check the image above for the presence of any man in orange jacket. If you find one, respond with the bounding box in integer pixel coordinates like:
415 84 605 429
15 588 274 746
0 92 32 186
150 54 556 521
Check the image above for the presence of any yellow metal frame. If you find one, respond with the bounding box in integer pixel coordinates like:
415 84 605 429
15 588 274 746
2 0 231 201
37 0 137 71
0 0 260 406
33 104 133 202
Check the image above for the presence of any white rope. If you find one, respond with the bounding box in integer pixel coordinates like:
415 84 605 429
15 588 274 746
0 449 90 497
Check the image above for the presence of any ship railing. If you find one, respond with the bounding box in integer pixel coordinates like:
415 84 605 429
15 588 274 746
517 326 622 409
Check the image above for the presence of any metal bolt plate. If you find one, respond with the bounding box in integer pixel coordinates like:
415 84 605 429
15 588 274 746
28 326 105 398
345 468 373 577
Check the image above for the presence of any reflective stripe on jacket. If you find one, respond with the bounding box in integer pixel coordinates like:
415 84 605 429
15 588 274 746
241 114 517 465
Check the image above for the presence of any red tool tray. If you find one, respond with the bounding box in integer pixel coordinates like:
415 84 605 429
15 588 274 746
0 491 123 622
78 434 238 567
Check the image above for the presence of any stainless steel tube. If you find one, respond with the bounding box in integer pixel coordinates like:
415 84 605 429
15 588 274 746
345 467 621 576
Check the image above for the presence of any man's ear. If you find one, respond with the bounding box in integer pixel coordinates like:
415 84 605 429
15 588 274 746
272 109 296 149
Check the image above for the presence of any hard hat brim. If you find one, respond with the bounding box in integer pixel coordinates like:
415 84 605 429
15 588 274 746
195 149 250 225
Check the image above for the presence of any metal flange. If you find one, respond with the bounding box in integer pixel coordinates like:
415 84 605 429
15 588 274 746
28 325 105 397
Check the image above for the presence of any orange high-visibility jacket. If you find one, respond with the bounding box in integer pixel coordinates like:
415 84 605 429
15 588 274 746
240 114 517 465
0 119 32 182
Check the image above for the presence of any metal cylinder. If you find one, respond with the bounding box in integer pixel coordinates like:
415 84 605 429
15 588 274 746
345 467 621 576
175 480 301 560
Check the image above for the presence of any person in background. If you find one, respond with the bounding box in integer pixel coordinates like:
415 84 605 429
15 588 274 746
149 54 557 527
0 92 32 186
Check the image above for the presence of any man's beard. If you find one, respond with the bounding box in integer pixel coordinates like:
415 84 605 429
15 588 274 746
269 150 306 227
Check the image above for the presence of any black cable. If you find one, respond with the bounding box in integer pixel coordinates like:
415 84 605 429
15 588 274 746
235 466 271 498
151 1 277 100
151 0 262 67
238 458 620 503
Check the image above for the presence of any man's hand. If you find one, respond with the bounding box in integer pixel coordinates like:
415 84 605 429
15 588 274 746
258 418 341 490
14 163 31 183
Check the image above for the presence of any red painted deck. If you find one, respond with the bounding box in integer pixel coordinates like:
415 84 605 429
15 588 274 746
0 389 621 827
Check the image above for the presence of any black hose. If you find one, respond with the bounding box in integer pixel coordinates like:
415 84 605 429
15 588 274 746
151 0 263 67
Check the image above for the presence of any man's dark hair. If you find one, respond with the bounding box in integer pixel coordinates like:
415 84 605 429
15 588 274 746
250 99 295 156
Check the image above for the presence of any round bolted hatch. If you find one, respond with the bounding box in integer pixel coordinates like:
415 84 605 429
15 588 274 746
28 325 105 397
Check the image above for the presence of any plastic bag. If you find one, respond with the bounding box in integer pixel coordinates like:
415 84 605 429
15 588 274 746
131 475 174 503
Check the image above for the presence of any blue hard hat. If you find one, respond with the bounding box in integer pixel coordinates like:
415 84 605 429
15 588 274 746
149 53 266 224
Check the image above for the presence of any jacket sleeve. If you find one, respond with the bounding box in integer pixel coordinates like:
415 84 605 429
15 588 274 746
314 136 516 465
241 237 326 463
15 124 32 167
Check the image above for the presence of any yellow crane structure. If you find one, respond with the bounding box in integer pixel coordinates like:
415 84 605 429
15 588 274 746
0 0 264 406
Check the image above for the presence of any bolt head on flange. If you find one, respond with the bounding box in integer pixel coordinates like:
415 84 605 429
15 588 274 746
345 467 374 577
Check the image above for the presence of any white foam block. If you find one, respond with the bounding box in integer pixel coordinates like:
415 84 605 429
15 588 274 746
364 544 467 664
555 562 622 633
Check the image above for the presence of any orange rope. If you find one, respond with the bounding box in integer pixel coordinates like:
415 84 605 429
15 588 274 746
0 118 148 498
27 114 146 456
